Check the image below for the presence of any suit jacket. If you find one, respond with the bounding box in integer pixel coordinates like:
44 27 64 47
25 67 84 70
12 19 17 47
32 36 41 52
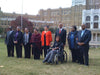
55 29 66 45
77 29 91 49
23 32 32 45
13 31 23 45
52 41 63 51
68 31 78 50
5 30 14 46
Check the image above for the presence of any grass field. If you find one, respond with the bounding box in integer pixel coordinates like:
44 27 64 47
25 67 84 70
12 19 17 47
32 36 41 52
0 38 100 75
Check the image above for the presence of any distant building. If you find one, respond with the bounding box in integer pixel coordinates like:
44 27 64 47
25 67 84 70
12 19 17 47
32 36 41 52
82 0 100 46
86 0 100 10
72 0 86 6
39 2 86 32
39 7 72 29
0 0 100 46
0 0 87 31
0 8 54 29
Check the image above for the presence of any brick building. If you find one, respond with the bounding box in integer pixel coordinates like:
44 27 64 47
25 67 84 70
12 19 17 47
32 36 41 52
0 7 53 29
38 0 86 32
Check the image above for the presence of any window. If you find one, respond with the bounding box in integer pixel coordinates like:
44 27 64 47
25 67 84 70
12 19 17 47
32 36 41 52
94 23 98 28
94 15 99 21
93 33 96 41
86 23 90 28
89 0 93 5
8 21 10 25
86 16 90 21
97 33 100 41
44 12 47 16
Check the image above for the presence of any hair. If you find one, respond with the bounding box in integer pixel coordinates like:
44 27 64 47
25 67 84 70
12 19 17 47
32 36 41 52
25 28 29 30
44 25 49 29
72 26 77 31
59 23 63 25
82 24 86 26
34 28 38 32
9 26 12 30
17 26 21 30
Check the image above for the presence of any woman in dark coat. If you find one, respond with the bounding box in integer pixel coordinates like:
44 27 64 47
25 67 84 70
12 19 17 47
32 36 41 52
68 26 79 63
30 28 41 59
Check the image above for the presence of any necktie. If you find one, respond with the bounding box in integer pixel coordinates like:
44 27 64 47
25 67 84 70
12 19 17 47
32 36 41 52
15 32 18 41
59 30 61 34
26 34 28 43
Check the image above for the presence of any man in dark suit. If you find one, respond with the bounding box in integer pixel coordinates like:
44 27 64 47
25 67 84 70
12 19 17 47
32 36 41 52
5 26 14 57
77 24 91 66
13 26 23 58
23 28 32 58
55 23 66 47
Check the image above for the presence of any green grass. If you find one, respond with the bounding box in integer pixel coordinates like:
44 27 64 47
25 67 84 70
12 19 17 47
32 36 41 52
0 38 100 75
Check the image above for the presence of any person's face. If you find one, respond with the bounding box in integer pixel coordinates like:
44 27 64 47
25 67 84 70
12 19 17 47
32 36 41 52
71 27 75 32
56 37 60 42
44 27 48 31
34 29 37 33
25 28 28 33
8 28 11 31
59 24 63 29
17 27 20 31
81 25 86 30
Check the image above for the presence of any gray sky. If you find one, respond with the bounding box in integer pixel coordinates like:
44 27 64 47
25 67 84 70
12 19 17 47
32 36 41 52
0 0 72 15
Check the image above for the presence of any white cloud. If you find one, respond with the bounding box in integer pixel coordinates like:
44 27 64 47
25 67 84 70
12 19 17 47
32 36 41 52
0 0 72 15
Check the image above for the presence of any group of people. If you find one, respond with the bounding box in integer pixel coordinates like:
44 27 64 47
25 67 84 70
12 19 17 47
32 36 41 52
5 23 91 66
68 24 91 66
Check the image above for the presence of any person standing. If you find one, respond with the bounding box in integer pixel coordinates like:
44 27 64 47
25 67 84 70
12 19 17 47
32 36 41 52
77 24 91 66
55 23 66 48
5 26 14 57
68 26 79 63
23 28 32 58
13 26 23 58
30 28 41 59
41 26 52 57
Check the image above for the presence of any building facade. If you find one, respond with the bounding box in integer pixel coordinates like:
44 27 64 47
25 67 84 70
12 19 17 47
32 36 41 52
0 8 54 28
82 0 100 46
82 9 100 46
0 0 100 46
86 0 100 10
72 0 86 6
0 0 87 31
39 0 87 32
39 8 72 28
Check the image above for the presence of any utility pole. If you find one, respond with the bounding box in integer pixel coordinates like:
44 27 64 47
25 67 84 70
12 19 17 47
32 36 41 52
21 0 23 31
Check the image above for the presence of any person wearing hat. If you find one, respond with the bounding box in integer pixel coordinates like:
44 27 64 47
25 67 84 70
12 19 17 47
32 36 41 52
41 25 52 57
68 26 79 63
5 26 14 57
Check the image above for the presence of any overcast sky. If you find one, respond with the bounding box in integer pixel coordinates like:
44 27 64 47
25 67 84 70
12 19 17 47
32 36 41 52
0 0 72 15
